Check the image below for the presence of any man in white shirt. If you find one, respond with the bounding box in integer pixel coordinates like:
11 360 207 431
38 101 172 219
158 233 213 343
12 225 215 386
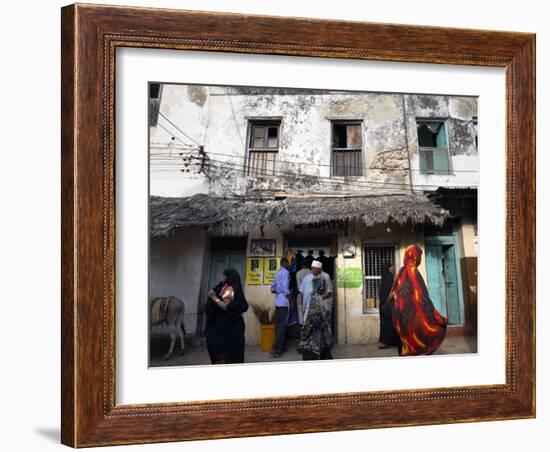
298 260 334 360
295 262 311 324
299 261 333 327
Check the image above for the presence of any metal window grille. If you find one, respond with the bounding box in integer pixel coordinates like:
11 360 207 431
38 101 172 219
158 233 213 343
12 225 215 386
247 122 280 176
363 245 396 312
331 122 363 176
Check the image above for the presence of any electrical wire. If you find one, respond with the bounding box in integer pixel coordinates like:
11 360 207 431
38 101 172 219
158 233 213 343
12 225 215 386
194 155 476 192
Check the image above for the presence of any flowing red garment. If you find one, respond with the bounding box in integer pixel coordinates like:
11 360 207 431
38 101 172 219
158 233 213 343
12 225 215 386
389 244 448 356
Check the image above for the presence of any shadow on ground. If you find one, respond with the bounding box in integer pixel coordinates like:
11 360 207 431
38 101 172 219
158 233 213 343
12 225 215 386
150 335 477 367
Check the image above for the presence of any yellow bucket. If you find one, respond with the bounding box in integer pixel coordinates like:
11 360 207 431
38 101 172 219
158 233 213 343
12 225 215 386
260 324 276 352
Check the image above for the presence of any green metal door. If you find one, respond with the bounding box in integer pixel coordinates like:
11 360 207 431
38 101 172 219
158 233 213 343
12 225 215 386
207 251 246 293
442 245 461 324
425 245 447 317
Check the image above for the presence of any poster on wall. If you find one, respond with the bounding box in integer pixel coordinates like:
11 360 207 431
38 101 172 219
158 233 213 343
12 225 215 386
263 257 279 285
250 239 276 257
246 257 264 285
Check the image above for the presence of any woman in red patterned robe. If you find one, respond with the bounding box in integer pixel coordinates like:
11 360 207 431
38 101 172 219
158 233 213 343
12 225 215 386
389 244 448 356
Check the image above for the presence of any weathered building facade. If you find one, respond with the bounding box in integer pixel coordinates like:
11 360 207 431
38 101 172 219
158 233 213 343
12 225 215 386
149 84 478 345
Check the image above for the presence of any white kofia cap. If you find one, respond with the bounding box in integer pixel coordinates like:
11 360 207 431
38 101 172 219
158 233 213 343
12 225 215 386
311 260 323 269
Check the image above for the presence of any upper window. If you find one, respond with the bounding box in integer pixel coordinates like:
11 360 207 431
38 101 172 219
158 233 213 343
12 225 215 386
331 121 363 176
416 120 450 175
247 120 281 176
148 83 162 127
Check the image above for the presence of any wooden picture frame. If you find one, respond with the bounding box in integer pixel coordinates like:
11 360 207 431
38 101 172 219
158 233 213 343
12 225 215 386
61 3 535 447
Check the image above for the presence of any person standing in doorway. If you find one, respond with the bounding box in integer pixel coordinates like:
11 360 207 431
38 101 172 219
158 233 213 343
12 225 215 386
295 262 311 325
378 262 399 349
298 260 334 360
270 257 292 358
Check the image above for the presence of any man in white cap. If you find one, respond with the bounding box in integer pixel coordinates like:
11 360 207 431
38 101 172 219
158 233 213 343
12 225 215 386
298 260 334 359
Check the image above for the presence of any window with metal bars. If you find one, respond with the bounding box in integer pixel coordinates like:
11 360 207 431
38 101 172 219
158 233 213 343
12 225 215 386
417 120 451 175
331 121 363 176
363 245 397 313
246 121 280 176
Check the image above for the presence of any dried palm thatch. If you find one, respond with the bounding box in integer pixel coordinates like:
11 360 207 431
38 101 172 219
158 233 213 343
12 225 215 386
150 193 448 237
249 303 275 325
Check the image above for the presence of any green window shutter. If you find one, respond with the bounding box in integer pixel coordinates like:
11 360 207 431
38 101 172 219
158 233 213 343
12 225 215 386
433 149 450 174
436 123 448 148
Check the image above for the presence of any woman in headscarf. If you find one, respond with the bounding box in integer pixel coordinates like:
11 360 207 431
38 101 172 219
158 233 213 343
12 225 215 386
378 262 400 349
298 269 333 360
204 268 249 364
388 245 447 356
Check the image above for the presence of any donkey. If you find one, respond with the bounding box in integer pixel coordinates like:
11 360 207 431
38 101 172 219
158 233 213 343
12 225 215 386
150 296 186 360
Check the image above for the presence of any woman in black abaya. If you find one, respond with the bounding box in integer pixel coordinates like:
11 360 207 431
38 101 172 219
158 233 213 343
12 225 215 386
204 268 249 364
378 262 399 349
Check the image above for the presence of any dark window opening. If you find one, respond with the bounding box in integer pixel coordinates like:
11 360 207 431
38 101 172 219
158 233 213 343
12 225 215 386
149 83 161 99
417 122 447 148
148 83 162 127
331 121 363 176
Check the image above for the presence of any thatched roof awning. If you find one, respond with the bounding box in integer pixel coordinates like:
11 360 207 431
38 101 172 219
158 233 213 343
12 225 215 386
150 193 449 237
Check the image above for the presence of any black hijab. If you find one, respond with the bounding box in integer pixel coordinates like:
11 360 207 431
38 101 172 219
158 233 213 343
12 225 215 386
379 262 394 305
222 268 249 314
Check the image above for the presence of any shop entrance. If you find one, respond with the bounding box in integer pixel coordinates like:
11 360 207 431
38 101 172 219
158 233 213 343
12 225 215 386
285 235 338 339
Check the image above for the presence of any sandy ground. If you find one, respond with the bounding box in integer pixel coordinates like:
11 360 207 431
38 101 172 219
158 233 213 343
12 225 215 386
150 335 477 367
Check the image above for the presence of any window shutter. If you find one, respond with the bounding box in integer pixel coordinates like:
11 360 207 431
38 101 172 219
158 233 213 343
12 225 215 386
433 149 449 174
346 124 362 148
436 123 448 148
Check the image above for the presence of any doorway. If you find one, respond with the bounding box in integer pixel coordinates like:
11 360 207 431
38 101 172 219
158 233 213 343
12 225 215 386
196 236 247 337
206 236 247 291
425 243 462 325
285 234 338 339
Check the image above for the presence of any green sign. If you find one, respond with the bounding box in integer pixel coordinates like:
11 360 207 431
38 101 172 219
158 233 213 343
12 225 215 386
337 267 363 288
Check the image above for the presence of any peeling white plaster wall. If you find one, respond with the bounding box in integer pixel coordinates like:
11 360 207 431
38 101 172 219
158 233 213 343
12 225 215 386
149 86 478 198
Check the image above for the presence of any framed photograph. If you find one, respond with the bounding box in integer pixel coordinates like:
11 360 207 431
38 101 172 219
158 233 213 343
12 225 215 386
342 242 356 258
250 239 277 257
61 3 535 447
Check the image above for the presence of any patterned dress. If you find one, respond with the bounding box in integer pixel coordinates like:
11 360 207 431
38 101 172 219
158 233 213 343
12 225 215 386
389 245 448 356
298 276 333 357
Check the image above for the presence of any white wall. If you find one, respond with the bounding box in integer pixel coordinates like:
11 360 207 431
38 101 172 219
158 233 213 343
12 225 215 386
3 1 546 452
149 228 207 334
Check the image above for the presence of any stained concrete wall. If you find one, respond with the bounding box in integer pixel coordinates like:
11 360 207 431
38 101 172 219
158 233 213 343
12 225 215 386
149 228 207 334
149 86 478 198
